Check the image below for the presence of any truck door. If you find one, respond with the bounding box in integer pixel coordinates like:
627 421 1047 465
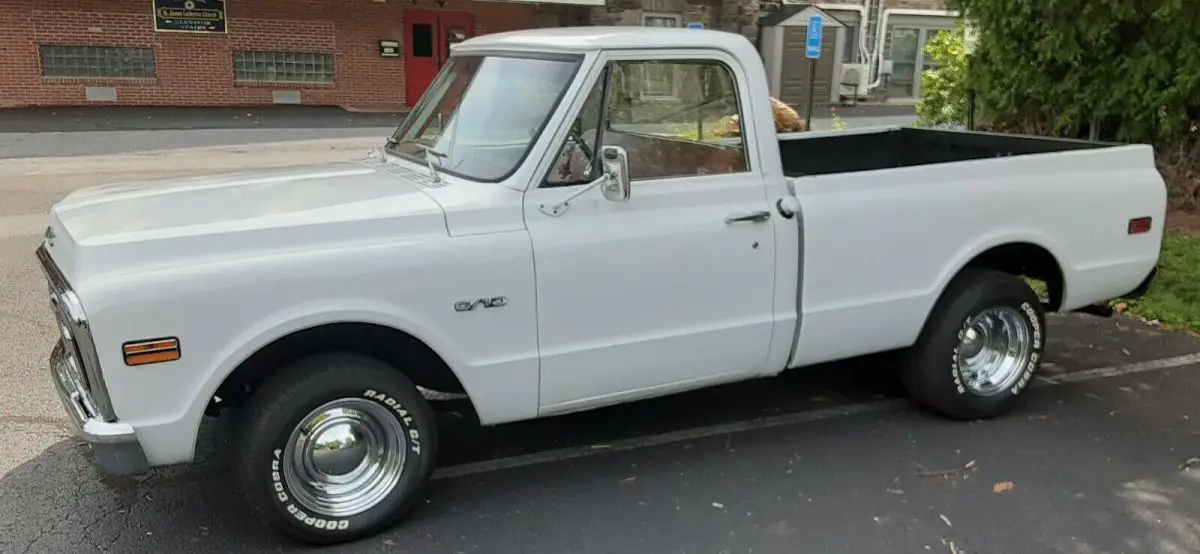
524 50 780 413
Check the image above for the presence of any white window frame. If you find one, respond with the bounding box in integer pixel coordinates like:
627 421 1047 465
641 11 682 26
638 12 684 100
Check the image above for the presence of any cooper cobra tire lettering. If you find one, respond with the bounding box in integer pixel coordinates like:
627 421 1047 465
899 269 1047 421
237 353 439 544
270 448 350 530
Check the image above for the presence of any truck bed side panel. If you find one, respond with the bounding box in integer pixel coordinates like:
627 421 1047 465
787 144 1165 368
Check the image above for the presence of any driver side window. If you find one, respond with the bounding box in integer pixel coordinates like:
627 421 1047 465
604 58 748 180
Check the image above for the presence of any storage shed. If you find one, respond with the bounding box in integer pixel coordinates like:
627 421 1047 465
758 5 847 109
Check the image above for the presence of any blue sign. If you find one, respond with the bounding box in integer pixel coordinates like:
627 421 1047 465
687 21 704 30
805 15 824 59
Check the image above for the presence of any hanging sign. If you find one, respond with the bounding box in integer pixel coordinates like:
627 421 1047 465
154 0 227 34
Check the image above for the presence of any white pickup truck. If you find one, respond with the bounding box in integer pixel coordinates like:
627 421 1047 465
39 27 1165 544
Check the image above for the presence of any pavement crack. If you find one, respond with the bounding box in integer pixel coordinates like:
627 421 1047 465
0 414 71 436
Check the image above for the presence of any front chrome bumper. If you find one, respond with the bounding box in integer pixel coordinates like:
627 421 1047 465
51 340 149 476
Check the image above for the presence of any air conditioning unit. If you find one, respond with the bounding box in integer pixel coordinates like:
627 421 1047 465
838 63 869 99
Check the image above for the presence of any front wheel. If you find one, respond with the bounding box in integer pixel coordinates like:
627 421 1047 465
901 269 1046 420
233 353 438 544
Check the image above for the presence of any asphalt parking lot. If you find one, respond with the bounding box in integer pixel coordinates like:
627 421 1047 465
2 141 1198 554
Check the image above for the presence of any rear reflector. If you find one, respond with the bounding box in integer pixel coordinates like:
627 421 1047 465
123 337 181 366
1128 217 1153 235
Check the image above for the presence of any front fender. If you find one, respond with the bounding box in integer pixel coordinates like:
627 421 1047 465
87 230 540 466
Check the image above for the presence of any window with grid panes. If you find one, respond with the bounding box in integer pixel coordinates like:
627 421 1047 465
233 51 335 83
639 13 682 97
38 45 156 78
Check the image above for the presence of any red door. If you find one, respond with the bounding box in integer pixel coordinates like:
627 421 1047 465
404 10 475 107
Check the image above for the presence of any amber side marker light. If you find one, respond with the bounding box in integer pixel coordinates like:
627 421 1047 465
1128 217 1153 235
123 337 181 366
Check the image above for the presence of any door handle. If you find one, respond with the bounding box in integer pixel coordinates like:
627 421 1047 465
724 210 771 224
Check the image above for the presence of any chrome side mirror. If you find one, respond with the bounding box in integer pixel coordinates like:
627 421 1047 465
599 145 631 203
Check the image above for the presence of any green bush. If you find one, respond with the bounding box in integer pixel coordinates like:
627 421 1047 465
952 0 1200 145
915 24 971 128
931 0 1200 208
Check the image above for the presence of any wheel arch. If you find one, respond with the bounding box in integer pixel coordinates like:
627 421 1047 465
909 238 1066 346
210 321 475 415
959 241 1065 311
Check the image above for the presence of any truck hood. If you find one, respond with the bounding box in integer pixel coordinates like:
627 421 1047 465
44 161 448 283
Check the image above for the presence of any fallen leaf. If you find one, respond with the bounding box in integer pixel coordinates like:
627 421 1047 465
1113 302 1128 313
993 481 1015 493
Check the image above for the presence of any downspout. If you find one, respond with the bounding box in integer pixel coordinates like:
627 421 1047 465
865 4 890 90
866 8 960 91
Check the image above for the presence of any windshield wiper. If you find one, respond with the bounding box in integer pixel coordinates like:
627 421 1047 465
386 138 448 184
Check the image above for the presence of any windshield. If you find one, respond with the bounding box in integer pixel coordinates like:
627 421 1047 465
386 54 582 182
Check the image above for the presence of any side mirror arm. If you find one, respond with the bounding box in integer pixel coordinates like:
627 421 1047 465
538 171 616 217
538 145 631 217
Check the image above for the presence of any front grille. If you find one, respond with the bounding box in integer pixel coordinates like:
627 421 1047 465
49 292 96 410
37 244 114 421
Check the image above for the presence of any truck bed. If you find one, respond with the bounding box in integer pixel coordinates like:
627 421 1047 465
779 127 1116 178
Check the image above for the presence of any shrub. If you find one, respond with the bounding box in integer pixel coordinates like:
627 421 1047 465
915 24 971 128
953 0 1199 144
932 0 1200 209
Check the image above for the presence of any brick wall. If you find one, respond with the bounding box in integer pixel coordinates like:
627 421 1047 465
0 0 540 109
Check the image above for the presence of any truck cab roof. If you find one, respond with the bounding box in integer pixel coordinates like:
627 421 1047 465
454 26 757 56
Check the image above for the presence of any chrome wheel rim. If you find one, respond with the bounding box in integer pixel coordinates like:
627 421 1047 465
282 398 408 518
956 306 1033 396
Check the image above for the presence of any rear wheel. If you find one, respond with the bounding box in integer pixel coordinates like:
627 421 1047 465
233 352 438 545
901 269 1046 420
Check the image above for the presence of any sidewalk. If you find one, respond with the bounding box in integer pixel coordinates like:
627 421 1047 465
0 106 409 133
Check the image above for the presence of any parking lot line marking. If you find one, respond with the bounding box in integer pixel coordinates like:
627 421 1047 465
433 351 1200 480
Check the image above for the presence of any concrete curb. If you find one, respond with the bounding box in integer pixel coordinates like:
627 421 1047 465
0 136 384 176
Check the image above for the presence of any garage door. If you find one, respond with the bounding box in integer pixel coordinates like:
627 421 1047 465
779 26 838 108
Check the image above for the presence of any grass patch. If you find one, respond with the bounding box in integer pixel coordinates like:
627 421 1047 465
1114 232 1200 333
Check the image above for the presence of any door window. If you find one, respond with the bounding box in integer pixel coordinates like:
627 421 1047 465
445 26 467 59
411 24 434 58
604 59 748 180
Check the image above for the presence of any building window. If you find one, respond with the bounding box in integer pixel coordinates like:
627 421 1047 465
38 45 156 79
641 12 682 27
843 25 858 63
639 13 683 98
886 25 952 99
233 51 335 84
